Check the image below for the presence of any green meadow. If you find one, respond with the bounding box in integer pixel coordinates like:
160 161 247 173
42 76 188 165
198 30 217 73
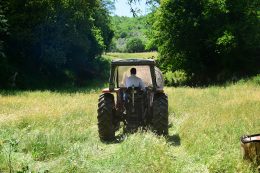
0 75 259 172
1 0 259 172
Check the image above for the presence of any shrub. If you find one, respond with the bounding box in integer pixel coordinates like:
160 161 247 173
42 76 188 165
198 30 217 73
120 32 127 38
251 74 260 85
165 70 188 86
237 74 260 86
126 38 145 53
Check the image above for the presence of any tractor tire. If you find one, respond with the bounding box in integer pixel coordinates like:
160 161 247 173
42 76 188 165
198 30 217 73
152 93 169 136
97 93 115 141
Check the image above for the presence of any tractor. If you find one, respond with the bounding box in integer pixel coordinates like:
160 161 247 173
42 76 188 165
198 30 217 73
97 59 168 141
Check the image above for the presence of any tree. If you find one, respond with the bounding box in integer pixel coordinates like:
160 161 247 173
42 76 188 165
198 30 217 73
127 0 160 16
0 3 9 87
0 4 7 57
2 0 114 88
126 38 145 52
151 0 260 83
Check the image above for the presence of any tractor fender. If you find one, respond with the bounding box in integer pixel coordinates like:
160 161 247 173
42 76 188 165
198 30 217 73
102 88 120 93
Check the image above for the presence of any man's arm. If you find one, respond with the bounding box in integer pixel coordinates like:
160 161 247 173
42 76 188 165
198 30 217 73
139 79 146 90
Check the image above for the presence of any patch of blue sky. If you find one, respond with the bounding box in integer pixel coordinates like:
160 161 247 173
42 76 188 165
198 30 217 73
113 0 148 17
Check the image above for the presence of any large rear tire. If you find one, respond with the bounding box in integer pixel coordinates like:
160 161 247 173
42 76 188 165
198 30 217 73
97 93 115 141
152 93 169 136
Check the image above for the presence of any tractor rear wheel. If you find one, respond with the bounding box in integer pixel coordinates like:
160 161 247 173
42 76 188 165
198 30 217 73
152 93 169 136
97 93 115 141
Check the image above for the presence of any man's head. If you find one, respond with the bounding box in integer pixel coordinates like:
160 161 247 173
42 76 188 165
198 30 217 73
130 68 136 75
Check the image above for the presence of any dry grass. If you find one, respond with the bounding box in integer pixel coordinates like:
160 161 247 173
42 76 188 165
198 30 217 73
104 52 158 60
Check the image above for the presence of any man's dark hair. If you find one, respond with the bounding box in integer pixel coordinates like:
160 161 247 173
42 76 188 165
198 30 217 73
130 68 136 75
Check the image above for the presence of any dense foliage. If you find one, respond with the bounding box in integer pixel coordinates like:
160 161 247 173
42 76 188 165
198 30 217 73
1 0 259 88
152 0 260 84
0 0 113 88
0 5 7 56
0 4 9 86
110 15 150 52
126 38 145 52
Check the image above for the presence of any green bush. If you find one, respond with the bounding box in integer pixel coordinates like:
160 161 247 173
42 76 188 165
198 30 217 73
251 74 260 85
237 74 260 86
165 70 188 86
126 38 145 53
120 32 127 38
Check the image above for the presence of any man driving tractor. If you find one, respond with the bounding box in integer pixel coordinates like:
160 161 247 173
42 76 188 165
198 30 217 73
125 68 145 90
97 59 168 141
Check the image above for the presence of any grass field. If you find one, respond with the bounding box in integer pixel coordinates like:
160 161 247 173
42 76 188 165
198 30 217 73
103 52 158 59
0 77 259 172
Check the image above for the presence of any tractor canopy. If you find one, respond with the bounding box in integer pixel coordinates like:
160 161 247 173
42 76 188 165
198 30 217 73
109 59 164 91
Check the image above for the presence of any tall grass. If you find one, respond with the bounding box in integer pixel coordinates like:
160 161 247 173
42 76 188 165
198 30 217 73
0 79 259 172
167 81 260 172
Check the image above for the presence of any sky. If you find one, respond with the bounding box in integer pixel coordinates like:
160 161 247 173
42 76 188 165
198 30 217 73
114 0 148 17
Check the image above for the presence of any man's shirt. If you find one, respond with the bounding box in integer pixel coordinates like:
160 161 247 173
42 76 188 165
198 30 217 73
125 75 145 90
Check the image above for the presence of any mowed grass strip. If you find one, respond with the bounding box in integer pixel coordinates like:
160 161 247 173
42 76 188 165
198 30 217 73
0 79 259 172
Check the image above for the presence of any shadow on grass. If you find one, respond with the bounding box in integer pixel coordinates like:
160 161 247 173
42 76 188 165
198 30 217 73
0 80 108 96
167 134 181 146
101 132 181 146
166 74 260 88
99 134 126 144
